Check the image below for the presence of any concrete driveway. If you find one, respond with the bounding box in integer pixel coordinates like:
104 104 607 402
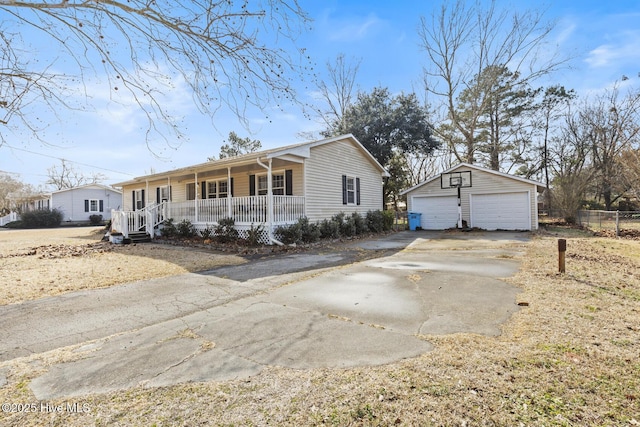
0 231 528 400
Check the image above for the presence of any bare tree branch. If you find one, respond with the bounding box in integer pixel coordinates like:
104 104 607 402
0 1 312 149
419 0 568 166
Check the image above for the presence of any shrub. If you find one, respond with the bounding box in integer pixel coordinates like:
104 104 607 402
382 210 395 231
89 214 103 225
160 218 177 237
319 218 340 239
275 217 321 245
177 219 197 238
244 223 265 246
299 217 321 243
200 224 215 240
366 210 385 233
276 221 302 245
20 209 63 228
331 212 356 237
351 212 368 235
215 217 239 243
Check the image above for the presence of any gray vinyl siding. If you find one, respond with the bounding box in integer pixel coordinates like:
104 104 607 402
305 138 384 222
52 187 122 222
405 166 539 230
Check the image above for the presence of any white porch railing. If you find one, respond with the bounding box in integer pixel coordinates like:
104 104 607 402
0 212 18 226
167 195 305 225
111 196 304 240
111 202 166 238
273 195 306 224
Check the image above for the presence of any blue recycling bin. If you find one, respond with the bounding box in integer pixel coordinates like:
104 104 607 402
408 212 422 231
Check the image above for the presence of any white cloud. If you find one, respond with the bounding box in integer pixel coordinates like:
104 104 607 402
320 11 384 42
554 20 577 46
585 30 640 69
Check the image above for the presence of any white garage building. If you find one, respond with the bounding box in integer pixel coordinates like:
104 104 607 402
401 163 544 231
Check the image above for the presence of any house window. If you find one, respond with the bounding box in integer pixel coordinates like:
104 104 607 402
135 190 145 210
207 181 217 198
186 183 196 201
159 186 170 202
346 177 355 204
219 181 229 198
257 175 268 195
272 174 285 195
257 173 285 196
206 180 229 198
342 175 360 206
85 199 104 213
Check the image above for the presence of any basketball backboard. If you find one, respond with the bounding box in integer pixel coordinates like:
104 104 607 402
440 170 472 189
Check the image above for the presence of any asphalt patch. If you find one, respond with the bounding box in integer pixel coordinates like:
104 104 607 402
200 247 396 281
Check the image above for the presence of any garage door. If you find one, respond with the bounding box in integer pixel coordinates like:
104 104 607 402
412 195 459 230
470 192 530 230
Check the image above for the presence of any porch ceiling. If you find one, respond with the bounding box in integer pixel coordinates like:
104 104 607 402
114 154 305 186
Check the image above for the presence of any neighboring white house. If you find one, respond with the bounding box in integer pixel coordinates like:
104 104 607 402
5 184 122 224
401 163 545 231
51 184 123 222
7 191 51 213
111 134 390 244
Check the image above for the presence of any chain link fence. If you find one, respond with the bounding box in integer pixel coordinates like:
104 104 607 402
576 210 640 235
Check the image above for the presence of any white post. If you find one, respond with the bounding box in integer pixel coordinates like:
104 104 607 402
227 167 232 219
194 172 199 223
457 186 463 228
616 210 620 237
145 180 150 235
167 177 171 220
256 157 274 242
267 159 273 238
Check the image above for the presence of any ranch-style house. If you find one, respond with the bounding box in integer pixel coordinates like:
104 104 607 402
111 134 389 244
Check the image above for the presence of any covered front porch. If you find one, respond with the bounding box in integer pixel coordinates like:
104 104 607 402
111 194 305 244
111 143 312 244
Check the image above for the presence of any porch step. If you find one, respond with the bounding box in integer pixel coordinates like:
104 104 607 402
127 232 151 244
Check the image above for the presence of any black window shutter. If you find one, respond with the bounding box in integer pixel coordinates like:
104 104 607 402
99 200 104 212
230 178 234 197
285 169 293 195
249 175 256 196
132 191 136 210
356 177 361 205
201 181 207 199
169 186 172 201
342 175 347 205
141 189 145 208
84 199 89 212
156 187 160 203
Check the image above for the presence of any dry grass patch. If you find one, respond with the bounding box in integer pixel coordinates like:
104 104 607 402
1 230 639 425
0 227 245 305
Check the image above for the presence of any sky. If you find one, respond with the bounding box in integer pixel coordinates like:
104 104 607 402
2 0 640 189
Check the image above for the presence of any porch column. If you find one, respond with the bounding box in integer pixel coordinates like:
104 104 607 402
194 172 199 223
145 179 149 234
165 177 171 220
227 167 232 219
267 159 273 238
257 157 274 241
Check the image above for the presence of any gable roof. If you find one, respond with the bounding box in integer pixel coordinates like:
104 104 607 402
400 162 545 195
51 184 122 195
113 134 389 187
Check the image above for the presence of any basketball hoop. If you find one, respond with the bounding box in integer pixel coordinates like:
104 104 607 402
440 170 472 229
